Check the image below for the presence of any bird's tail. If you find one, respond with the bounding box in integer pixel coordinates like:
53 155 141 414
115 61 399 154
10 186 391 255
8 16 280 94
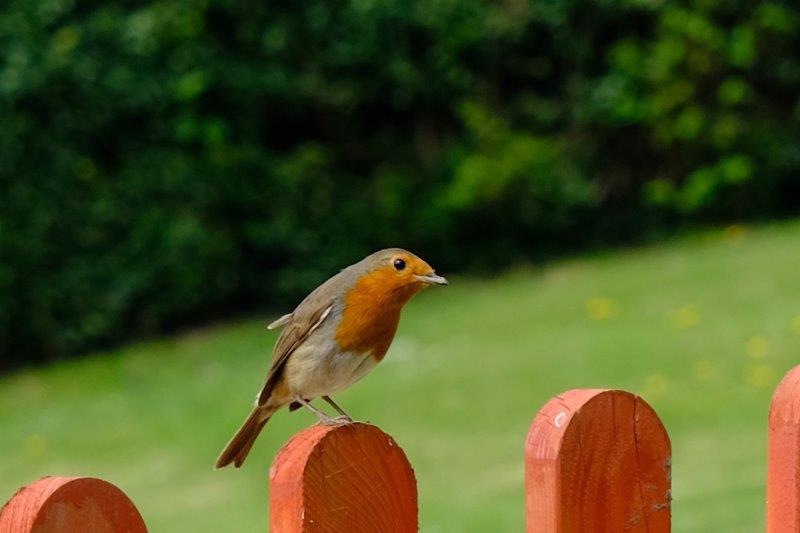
215 405 276 469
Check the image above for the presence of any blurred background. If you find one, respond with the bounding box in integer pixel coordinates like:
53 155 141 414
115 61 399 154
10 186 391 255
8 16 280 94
1 0 799 531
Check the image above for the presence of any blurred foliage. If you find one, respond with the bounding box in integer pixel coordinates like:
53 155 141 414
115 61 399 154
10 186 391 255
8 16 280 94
1 0 799 366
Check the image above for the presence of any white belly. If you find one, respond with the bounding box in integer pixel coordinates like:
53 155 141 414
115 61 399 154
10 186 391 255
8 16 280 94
283 342 379 398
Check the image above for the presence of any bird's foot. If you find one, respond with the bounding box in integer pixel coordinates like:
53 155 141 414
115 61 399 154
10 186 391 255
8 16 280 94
319 414 354 426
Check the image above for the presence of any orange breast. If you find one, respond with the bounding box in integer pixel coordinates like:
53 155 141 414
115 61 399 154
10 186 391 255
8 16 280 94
335 268 421 361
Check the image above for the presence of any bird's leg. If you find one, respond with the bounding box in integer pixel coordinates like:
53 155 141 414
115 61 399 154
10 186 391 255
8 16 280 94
294 397 348 425
294 397 334 424
322 395 353 422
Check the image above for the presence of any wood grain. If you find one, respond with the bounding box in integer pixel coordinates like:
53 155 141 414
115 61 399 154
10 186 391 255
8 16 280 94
0 476 146 533
269 423 417 532
768 365 800 532
525 389 671 532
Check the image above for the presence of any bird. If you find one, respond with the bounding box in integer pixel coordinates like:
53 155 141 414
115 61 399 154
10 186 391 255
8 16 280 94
215 248 447 469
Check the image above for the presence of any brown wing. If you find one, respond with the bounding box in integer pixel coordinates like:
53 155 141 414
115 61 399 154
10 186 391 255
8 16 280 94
257 302 333 405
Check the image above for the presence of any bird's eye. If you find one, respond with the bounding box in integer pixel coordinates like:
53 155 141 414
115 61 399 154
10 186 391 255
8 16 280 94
393 258 406 271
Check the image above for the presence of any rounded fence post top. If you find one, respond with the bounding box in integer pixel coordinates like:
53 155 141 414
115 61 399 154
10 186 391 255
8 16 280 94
269 422 418 533
525 388 671 532
269 422 410 481
770 365 800 427
0 476 146 533
525 389 650 458
526 388 669 458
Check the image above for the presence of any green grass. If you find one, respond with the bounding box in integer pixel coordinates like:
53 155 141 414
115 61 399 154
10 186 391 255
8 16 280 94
3 220 800 531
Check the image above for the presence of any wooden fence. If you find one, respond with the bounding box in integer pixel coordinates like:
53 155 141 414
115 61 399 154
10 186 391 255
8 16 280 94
3 365 800 532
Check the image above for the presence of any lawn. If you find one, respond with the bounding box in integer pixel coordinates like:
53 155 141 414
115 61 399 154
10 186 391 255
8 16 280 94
3 221 800 531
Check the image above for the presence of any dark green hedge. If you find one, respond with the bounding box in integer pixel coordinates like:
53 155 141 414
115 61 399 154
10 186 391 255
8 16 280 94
2 0 799 367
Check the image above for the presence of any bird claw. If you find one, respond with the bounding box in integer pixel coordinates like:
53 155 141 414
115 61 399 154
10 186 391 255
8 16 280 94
319 414 354 426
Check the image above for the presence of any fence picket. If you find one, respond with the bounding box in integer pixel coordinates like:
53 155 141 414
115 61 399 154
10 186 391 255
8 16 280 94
525 389 671 532
768 365 800 532
269 422 417 532
0 476 146 533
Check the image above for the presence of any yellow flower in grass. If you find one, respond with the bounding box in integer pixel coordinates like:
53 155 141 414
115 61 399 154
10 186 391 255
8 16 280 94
745 364 776 389
585 297 619 321
692 359 714 381
26 434 47 458
746 336 770 359
644 374 669 396
671 305 701 329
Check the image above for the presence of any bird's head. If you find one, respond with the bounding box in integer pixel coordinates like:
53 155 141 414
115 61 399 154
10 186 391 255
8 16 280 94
368 248 447 286
353 248 447 305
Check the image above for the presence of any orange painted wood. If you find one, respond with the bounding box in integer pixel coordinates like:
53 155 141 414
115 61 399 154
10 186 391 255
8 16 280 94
525 389 671 532
269 423 417 532
0 476 146 533
767 365 800 532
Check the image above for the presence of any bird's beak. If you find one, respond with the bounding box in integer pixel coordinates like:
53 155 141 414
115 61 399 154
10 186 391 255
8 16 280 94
414 273 448 286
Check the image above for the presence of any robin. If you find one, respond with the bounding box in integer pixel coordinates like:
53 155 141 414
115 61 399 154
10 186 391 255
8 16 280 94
215 248 447 468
